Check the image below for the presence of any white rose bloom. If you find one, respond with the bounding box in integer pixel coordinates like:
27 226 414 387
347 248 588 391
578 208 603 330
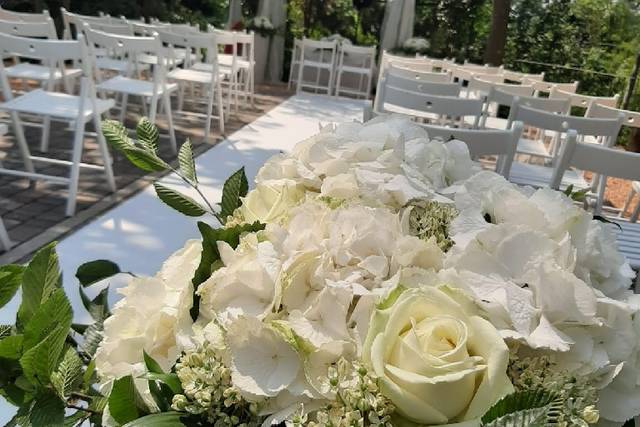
95 239 201 396
197 233 281 325
239 181 305 224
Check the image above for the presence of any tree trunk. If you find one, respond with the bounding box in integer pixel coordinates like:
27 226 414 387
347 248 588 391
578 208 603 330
484 0 511 66
622 52 640 111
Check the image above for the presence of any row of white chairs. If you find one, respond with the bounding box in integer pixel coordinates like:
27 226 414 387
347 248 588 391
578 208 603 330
289 38 377 99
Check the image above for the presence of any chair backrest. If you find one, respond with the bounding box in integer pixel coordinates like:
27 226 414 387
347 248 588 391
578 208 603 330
0 18 57 39
587 103 640 129
0 32 93 96
551 88 620 109
510 102 623 143
463 61 504 74
506 94 571 126
234 31 255 64
386 58 433 73
471 73 505 83
61 8 116 39
388 63 451 83
0 6 49 23
421 121 524 178
340 44 376 66
169 23 200 34
86 21 133 36
380 86 484 127
300 38 337 62
384 72 461 97
522 78 578 95
156 29 217 68
468 77 533 99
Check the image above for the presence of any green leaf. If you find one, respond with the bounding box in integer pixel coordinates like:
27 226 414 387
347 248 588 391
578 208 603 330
121 146 169 172
20 324 67 386
154 183 207 217
136 117 159 153
29 391 65 427
51 348 83 399
102 120 133 152
75 260 121 287
122 412 187 427
23 288 72 351
0 265 25 309
0 335 23 360
79 286 110 322
138 372 182 395
143 350 164 374
178 140 197 184
218 167 249 224
63 411 88 427
78 321 104 358
0 324 12 338
481 389 558 426
190 220 265 320
82 359 96 391
108 375 148 425
17 243 61 329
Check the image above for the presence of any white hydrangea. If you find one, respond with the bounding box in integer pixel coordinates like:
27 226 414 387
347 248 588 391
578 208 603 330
402 37 429 52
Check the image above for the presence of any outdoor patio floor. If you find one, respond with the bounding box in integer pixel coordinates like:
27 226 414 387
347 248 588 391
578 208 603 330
0 83 292 263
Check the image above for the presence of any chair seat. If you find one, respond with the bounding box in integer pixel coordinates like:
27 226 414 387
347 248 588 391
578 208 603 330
338 65 371 75
167 68 213 84
612 221 640 269
508 162 588 189
217 55 252 70
0 89 114 120
94 57 150 73
136 53 183 67
5 63 82 82
516 137 551 158
190 62 233 78
97 76 178 97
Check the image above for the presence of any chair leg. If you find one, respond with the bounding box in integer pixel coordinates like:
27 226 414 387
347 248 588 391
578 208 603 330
217 82 225 135
40 116 51 153
250 68 255 108
0 217 11 251
621 188 636 218
10 111 35 175
162 93 177 154
335 70 342 98
204 84 214 142
92 114 116 192
65 120 86 217
119 93 129 123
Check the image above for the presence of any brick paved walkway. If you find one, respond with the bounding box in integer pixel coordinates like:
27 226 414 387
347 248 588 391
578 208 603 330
0 84 291 262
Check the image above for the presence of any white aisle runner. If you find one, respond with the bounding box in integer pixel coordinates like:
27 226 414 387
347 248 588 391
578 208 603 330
0 94 365 422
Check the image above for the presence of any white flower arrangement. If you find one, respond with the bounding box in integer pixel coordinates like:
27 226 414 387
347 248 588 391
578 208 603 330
402 37 430 54
7 116 639 426
321 33 352 46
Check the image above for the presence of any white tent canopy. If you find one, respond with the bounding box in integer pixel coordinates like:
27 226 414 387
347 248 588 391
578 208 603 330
258 0 286 82
226 0 242 29
380 0 415 51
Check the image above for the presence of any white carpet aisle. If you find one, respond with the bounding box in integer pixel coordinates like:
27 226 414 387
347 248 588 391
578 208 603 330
0 94 365 422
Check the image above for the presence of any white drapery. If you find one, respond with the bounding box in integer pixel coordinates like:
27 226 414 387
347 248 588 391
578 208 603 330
379 0 415 51
226 0 242 29
257 0 286 82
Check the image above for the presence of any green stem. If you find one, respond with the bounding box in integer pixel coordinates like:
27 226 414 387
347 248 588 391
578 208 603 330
167 166 219 218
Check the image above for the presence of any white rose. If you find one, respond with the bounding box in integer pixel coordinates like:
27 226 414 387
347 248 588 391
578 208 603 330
239 181 304 223
363 286 513 425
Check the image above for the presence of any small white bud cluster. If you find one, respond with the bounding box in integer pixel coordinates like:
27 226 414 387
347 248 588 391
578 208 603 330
171 345 261 426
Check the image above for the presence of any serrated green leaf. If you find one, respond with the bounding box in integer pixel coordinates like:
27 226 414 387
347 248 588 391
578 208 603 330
78 321 104 358
178 140 197 184
75 260 121 287
154 183 207 217
481 389 557 426
122 146 169 172
190 220 265 320
136 117 159 153
63 411 88 427
102 120 133 152
0 324 12 338
17 243 61 329
20 324 67 386
51 348 83 400
0 265 25 309
108 375 148 425
29 391 65 427
122 412 187 427
82 359 96 392
218 167 249 224
23 288 72 351
79 286 110 323
138 372 182 395
0 335 23 359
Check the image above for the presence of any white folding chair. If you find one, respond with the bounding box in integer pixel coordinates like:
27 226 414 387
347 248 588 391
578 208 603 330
477 85 535 129
84 26 177 152
296 38 337 95
381 69 461 96
234 31 256 108
334 44 376 99
0 6 49 23
420 121 524 178
507 103 623 191
288 38 302 90
0 123 12 251
550 135 640 265
550 88 620 111
376 84 484 128
463 61 504 75
160 30 225 138
523 79 579 97
386 63 452 83
503 70 545 83
0 33 116 217
380 52 434 74
61 8 115 40
506 95 572 158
